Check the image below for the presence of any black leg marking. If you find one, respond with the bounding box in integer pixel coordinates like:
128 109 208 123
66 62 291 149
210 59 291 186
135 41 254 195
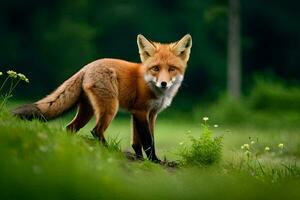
133 116 160 162
132 143 143 159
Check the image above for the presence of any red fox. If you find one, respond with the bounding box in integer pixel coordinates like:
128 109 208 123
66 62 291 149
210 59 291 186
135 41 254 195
13 34 192 162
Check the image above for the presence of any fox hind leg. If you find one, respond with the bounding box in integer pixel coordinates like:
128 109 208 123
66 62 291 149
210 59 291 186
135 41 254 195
83 67 119 144
66 95 93 132
132 116 143 159
91 100 118 144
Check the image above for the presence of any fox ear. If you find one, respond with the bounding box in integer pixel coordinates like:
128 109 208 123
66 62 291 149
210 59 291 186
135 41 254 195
172 34 192 62
137 34 157 62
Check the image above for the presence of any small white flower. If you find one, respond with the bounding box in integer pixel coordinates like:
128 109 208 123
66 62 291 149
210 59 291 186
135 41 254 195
7 70 17 78
17 73 29 83
251 141 255 145
214 124 218 128
243 144 250 150
0 72 3 76
278 143 284 149
203 117 209 121
265 146 270 151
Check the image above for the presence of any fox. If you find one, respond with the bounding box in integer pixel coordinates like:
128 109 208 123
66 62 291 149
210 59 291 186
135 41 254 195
13 34 192 162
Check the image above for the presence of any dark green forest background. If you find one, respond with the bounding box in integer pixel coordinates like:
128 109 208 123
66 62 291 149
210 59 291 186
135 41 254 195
0 0 299 102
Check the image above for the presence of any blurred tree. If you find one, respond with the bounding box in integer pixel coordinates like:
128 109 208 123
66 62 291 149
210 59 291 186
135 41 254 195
227 0 241 99
0 0 299 102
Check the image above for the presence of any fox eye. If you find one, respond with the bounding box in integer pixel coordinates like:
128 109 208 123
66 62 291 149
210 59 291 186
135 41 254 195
169 66 176 72
151 66 160 72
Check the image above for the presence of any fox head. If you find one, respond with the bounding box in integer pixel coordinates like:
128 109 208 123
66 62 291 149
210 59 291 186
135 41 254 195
137 34 192 92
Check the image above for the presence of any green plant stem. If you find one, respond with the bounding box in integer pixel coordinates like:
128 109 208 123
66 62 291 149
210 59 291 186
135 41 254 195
0 77 21 112
0 76 10 92
11 78 21 93
0 93 12 111
256 159 265 175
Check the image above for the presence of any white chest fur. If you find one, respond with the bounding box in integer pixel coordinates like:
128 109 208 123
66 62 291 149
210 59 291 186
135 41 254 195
148 83 180 112
148 96 172 112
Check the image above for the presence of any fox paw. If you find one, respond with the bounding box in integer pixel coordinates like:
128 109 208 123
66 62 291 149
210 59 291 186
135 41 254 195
124 151 144 161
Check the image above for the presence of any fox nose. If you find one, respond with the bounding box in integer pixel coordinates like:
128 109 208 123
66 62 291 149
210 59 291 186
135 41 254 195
160 81 167 88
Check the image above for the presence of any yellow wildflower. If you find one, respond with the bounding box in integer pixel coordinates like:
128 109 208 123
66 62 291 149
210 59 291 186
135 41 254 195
243 144 250 150
278 143 284 149
265 146 270 151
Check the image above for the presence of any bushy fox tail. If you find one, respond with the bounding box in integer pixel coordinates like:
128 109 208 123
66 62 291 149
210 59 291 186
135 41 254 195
12 70 85 121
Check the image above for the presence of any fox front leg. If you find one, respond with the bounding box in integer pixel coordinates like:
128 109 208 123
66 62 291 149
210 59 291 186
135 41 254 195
132 112 160 162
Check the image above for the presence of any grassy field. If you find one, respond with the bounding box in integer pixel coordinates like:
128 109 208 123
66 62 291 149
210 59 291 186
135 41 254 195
1 104 300 199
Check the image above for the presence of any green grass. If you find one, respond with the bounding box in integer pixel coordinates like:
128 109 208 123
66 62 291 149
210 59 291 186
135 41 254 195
1 106 300 199
2 63 300 199
179 123 223 166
